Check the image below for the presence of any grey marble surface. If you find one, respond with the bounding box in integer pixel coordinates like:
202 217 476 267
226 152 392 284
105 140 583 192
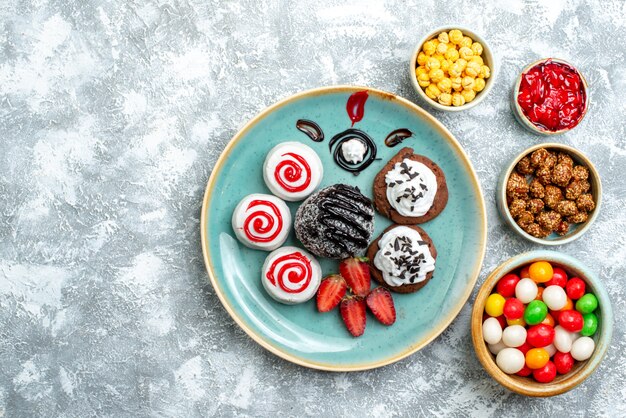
1 0 625 416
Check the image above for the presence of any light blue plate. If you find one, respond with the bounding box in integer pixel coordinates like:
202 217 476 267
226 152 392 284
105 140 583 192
201 86 487 371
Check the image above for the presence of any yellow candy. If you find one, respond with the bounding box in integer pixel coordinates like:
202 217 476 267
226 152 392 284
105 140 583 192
417 52 428 66
436 42 448 55
485 294 506 317
437 77 452 93
441 60 452 73
422 40 437 56
425 84 441 99
449 29 463 45
465 61 481 77
507 317 526 327
462 76 475 91
415 66 428 77
438 31 449 43
451 76 463 91
479 65 491 79
433 53 445 62
444 47 460 62
425 57 440 71
473 77 486 92
459 46 474 60
417 73 430 87
438 92 452 106
449 62 463 78
429 68 444 83
452 92 465 106
460 36 473 49
462 88 476 103
529 261 553 283
471 42 484 56
469 55 484 66
447 43 457 51
457 58 468 71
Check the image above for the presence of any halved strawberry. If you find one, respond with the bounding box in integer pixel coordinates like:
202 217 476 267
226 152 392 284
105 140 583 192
316 275 347 312
340 296 366 337
339 257 371 297
366 287 396 325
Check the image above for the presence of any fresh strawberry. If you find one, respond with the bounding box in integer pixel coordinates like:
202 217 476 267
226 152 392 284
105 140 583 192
316 275 347 312
366 287 396 325
340 296 367 337
339 257 371 297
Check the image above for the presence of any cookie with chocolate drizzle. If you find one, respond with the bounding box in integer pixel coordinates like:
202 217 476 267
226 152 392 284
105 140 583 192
366 224 438 294
294 184 375 259
373 147 448 224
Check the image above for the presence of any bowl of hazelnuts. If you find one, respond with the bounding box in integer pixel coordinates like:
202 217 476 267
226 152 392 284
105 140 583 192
497 143 601 245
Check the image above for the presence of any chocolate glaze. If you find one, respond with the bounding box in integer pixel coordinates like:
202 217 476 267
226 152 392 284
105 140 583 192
384 128 413 147
294 184 375 259
329 129 377 174
296 119 324 142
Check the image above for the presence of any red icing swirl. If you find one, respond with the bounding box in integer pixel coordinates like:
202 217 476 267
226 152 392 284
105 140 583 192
265 252 312 294
243 199 284 243
273 152 311 193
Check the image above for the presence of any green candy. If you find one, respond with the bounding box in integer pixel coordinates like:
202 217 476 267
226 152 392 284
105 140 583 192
524 300 548 325
581 312 599 336
576 293 598 314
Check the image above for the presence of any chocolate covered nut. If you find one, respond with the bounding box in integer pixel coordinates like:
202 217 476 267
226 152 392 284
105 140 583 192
523 222 551 238
557 152 574 167
567 211 589 224
565 180 585 200
530 148 556 168
576 193 595 212
544 185 564 209
506 171 529 199
536 210 562 231
516 211 535 228
555 200 578 217
535 166 552 185
556 220 570 236
552 163 573 187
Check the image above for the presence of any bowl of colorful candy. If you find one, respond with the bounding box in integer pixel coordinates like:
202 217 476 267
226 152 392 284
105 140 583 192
410 26 496 111
471 251 613 397
512 58 589 135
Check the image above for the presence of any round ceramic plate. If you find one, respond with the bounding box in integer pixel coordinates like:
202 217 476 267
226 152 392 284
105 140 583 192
201 86 487 371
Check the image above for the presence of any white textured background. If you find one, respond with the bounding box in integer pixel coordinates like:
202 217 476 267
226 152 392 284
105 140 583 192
1 0 625 416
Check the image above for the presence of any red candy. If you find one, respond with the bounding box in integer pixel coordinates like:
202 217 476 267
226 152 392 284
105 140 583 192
517 60 587 132
516 365 533 377
526 324 555 347
497 273 520 298
517 341 532 355
554 351 575 375
566 277 586 300
533 361 557 383
546 268 568 287
503 298 525 320
558 310 584 332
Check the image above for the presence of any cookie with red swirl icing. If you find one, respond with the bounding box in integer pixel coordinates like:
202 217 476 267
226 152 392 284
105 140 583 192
231 194 291 251
261 246 322 304
263 142 323 201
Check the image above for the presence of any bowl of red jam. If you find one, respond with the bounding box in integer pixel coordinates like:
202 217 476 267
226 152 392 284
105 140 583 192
512 58 589 135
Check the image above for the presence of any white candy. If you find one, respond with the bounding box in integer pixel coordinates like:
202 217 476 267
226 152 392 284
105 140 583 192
496 348 526 374
554 325 572 353
571 336 595 361
542 285 567 310
502 325 527 348
570 331 582 343
543 343 557 357
488 340 507 355
515 278 538 304
483 317 503 345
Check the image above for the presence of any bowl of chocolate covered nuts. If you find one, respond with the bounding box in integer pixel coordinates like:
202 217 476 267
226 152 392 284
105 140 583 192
497 143 601 245
410 26 496 111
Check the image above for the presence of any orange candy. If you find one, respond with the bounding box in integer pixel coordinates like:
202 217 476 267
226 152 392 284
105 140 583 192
507 317 527 327
535 287 544 301
541 313 555 327
529 261 554 283
520 266 530 279
526 348 550 369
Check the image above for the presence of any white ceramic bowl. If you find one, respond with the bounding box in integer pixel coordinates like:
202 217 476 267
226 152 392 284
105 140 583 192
511 58 589 136
409 26 496 112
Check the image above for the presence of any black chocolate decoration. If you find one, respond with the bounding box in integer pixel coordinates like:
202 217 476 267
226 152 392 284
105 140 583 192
296 119 324 142
328 129 377 174
384 128 413 147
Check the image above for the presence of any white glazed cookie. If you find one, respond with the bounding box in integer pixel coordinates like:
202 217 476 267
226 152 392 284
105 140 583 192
261 246 322 304
263 142 323 201
231 194 291 251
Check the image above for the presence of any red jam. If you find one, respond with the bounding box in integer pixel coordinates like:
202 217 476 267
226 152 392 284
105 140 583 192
517 59 587 132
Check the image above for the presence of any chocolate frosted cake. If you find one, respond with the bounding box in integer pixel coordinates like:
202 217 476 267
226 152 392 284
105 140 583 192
295 184 375 259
